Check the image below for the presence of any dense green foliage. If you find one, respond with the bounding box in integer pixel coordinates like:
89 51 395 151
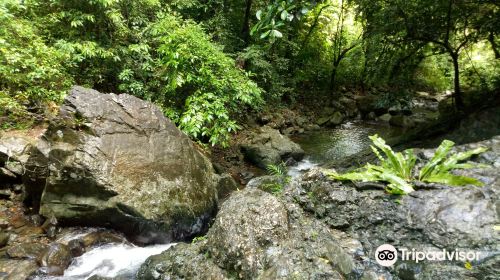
353 0 500 109
154 16 262 145
0 1 73 128
330 135 487 195
1 0 498 144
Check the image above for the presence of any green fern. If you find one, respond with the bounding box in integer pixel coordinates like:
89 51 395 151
369 135 416 181
330 135 488 195
264 162 291 194
266 162 287 176
419 140 487 186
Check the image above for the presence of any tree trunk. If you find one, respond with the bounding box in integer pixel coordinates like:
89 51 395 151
241 0 253 47
329 59 341 91
489 32 499 59
451 52 464 111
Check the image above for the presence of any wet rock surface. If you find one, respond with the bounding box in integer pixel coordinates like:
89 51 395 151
137 242 227 280
0 187 136 279
38 243 72 275
0 259 38 280
289 137 499 279
206 188 289 278
241 126 304 169
0 135 33 196
0 135 32 178
23 86 221 243
245 175 284 189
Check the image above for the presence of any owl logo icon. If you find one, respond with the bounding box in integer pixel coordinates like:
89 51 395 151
375 244 398 266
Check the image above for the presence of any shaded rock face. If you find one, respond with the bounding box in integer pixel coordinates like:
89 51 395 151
389 115 415 128
241 126 304 169
355 94 386 117
39 243 72 275
0 259 39 280
23 86 219 243
328 111 345 126
6 243 49 259
316 108 347 128
138 188 374 280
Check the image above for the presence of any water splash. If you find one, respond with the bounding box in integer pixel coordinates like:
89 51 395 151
38 243 174 280
288 158 319 178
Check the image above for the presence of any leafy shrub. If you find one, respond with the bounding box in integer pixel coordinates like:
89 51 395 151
0 1 73 128
28 0 161 91
330 135 487 195
191 235 207 244
414 54 452 92
238 45 293 101
154 15 262 146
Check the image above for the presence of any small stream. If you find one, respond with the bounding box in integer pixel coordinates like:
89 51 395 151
39 121 405 279
55 244 173 279
289 121 404 176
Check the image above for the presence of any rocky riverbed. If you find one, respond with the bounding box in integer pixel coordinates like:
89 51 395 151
138 136 500 279
0 86 498 279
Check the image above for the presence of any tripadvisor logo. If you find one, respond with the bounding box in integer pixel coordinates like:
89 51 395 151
375 244 481 267
375 244 398 266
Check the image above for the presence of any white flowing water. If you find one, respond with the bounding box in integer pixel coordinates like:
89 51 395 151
38 242 174 280
288 157 319 178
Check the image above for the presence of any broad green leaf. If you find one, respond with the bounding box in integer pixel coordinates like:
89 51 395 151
260 30 271 39
280 10 288 21
419 139 454 180
270 29 283 38
256 10 262 20
424 173 484 187
330 136 486 196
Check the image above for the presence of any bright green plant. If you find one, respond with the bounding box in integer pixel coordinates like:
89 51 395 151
191 235 207 244
262 162 291 194
330 135 487 195
418 140 487 186
251 0 312 42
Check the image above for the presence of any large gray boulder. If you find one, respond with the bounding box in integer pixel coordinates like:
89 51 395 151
138 188 368 280
0 135 31 168
206 188 289 278
241 126 304 169
23 86 220 243
328 111 344 126
389 114 416 128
